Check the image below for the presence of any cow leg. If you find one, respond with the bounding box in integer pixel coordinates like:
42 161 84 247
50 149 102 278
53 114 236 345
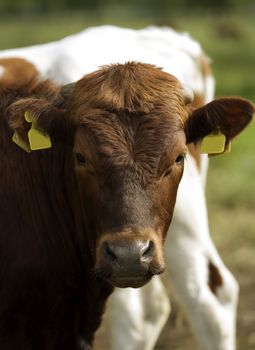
165 155 238 350
103 276 170 350
166 236 238 350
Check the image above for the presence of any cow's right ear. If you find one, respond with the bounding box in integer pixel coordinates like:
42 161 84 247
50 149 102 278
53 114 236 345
7 97 68 152
185 97 254 148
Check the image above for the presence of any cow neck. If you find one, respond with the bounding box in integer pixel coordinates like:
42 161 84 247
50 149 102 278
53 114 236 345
0 97 115 347
45 135 94 270
39 139 114 344
1 131 114 344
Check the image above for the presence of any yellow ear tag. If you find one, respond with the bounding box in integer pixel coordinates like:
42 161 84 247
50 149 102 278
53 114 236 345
28 125 52 151
200 132 226 154
208 141 232 157
12 131 31 153
24 111 33 123
24 111 52 151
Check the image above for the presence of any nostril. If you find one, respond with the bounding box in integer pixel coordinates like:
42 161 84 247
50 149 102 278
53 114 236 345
103 242 117 262
141 240 154 258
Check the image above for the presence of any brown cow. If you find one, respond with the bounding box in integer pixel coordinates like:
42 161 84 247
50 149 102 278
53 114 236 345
0 62 253 349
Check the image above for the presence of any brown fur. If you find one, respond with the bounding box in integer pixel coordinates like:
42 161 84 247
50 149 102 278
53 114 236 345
186 97 254 144
72 62 187 116
0 61 253 350
0 63 188 350
0 77 113 350
0 58 39 89
208 262 223 295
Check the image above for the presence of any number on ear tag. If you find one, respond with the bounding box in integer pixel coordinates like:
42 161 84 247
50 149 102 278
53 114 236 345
28 126 52 151
200 132 226 154
12 132 31 153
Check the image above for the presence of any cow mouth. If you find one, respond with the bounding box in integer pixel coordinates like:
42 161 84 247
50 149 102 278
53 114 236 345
108 274 152 288
94 264 165 288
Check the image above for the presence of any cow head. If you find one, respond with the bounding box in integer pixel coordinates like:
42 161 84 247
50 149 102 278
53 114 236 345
7 62 254 288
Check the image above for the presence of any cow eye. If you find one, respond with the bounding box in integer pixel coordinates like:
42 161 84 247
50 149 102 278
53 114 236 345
175 154 185 165
75 152 86 164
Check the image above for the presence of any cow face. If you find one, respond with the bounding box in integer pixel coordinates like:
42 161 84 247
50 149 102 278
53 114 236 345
69 63 191 288
73 109 186 288
7 63 254 288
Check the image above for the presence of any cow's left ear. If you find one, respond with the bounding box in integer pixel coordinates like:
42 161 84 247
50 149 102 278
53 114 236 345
7 97 68 152
185 97 254 145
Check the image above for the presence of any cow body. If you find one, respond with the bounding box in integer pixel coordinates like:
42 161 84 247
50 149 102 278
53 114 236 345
0 26 253 350
0 81 113 349
0 62 193 349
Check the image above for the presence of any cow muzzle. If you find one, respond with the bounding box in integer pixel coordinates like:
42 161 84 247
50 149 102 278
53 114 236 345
95 231 165 288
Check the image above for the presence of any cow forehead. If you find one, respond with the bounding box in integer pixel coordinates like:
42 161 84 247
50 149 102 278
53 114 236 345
71 62 187 116
76 107 184 143
75 109 186 177
72 63 188 172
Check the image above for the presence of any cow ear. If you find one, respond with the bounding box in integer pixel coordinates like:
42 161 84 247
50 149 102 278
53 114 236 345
185 97 254 146
7 97 67 152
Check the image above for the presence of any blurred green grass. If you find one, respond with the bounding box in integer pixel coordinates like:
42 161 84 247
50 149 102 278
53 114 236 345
0 12 254 349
